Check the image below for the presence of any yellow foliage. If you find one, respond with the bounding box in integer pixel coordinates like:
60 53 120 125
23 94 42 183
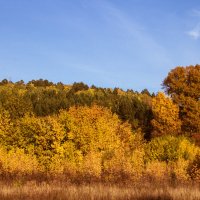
58 105 132 154
3 103 198 183
130 148 145 177
80 151 102 178
171 159 190 181
102 148 130 174
145 161 168 180
151 92 181 136
17 114 65 156
145 136 199 163
0 109 13 145
0 147 39 175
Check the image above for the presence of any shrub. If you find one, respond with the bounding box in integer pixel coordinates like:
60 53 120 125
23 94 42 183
187 154 200 182
57 105 145 180
58 105 126 154
0 146 39 176
145 135 199 163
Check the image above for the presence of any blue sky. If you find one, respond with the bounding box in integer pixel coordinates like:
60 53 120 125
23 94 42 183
0 0 200 92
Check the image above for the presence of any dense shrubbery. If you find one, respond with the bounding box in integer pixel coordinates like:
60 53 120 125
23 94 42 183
145 136 198 162
0 105 144 180
0 104 199 182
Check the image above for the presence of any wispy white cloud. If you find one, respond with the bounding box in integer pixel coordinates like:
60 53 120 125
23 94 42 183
187 9 200 39
187 23 200 40
191 9 200 17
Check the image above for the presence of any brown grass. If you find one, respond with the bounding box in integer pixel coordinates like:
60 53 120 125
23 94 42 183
0 180 199 200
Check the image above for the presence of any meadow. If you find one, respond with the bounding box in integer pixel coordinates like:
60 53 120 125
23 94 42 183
0 180 199 200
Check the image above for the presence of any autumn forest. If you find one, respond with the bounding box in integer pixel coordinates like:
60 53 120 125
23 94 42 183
0 65 200 199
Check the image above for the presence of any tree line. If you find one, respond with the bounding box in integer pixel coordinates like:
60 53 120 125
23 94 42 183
0 64 199 182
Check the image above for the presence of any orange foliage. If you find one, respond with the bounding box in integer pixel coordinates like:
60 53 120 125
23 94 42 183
151 92 181 136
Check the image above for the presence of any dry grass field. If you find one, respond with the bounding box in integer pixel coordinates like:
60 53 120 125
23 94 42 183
0 180 199 200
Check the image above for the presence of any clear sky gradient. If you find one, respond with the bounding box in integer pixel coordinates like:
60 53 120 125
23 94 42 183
1 0 200 92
